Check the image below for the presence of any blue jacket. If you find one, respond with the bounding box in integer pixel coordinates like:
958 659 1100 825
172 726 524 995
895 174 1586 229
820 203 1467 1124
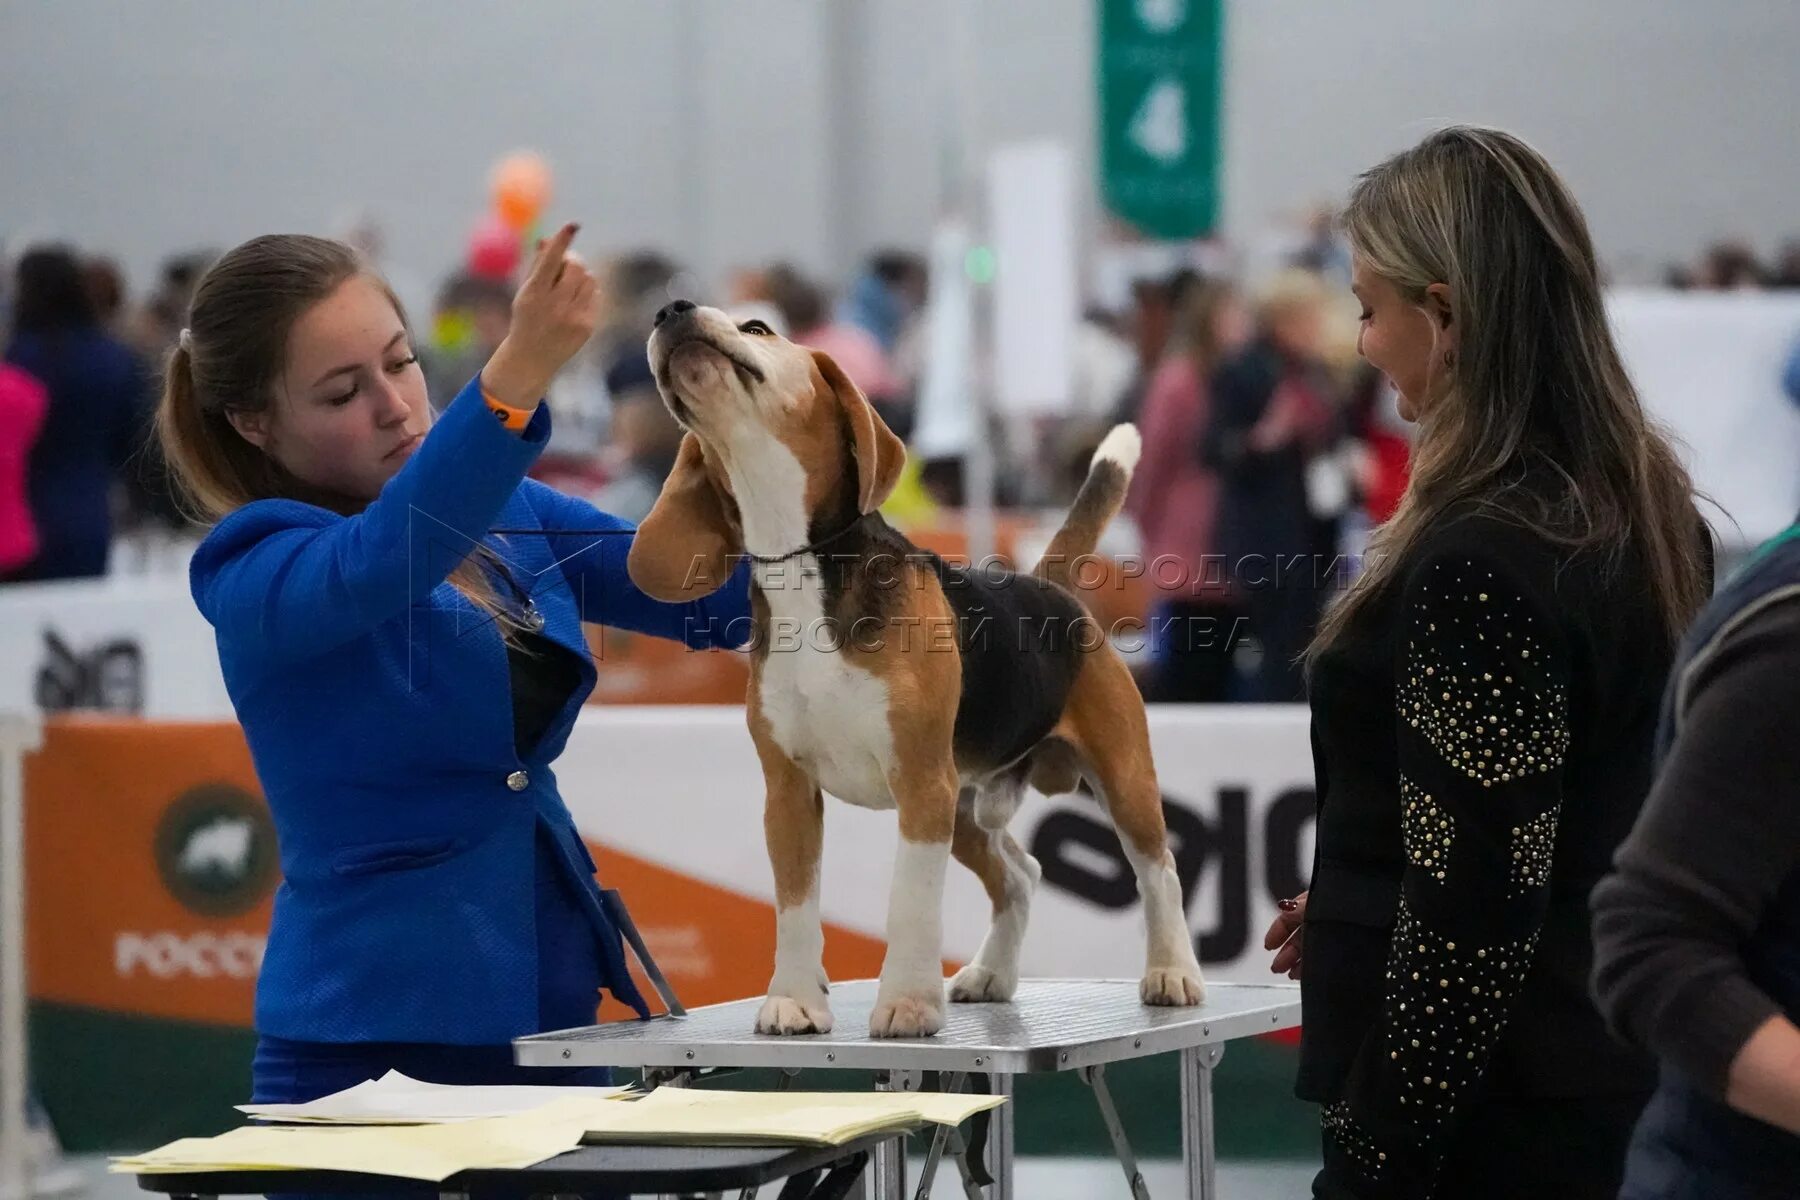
189 377 751 1044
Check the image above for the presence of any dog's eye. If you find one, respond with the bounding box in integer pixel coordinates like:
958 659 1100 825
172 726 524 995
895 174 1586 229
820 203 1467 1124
740 320 775 337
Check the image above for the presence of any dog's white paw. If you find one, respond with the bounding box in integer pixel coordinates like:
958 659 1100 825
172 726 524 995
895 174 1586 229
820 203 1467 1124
949 964 1018 1003
1141 967 1205 1007
868 988 945 1038
755 993 834 1035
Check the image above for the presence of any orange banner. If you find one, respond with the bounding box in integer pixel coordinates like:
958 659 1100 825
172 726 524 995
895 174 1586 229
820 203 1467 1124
24 717 924 1030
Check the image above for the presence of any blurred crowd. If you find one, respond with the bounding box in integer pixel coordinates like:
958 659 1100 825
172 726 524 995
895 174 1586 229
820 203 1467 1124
6 216 1798 704
1664 239 1800 291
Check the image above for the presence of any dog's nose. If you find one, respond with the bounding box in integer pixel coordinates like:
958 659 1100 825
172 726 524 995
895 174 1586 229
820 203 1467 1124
654 299 697 328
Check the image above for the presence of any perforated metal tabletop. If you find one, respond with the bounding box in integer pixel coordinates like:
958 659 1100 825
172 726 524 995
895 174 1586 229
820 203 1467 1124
516 979 1301 1074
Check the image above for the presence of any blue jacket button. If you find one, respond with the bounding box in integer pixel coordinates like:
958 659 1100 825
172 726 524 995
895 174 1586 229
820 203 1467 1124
506 770 530 792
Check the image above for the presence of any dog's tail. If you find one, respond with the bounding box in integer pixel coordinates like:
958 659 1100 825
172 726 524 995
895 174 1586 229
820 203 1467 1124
1032 423 1141 592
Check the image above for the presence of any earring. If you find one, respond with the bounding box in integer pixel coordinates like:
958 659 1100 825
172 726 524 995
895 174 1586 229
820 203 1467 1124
1443 349 1456 369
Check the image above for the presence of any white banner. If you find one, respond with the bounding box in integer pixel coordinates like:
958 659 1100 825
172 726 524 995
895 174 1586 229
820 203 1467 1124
1609 289 1800 545
558 704 1315 986
0 577 224 718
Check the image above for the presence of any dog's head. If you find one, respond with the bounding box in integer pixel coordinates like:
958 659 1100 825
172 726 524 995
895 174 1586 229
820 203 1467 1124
628 301 905 601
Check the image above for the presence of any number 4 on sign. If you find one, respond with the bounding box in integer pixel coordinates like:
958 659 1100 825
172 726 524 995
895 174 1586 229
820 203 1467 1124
1135 0 1187 32
1129 77 1187 165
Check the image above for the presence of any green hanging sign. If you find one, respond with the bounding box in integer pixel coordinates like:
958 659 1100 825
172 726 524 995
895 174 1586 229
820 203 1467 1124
1096 0 1223 239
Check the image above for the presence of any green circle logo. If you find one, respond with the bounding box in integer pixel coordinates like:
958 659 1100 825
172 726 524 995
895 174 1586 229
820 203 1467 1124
153 784 279 918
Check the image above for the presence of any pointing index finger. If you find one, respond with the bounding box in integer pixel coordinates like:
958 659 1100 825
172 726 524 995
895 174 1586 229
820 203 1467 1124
528 222 579 284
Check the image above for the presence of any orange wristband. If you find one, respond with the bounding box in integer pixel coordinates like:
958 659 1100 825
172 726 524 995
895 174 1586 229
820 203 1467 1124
481 386 536 433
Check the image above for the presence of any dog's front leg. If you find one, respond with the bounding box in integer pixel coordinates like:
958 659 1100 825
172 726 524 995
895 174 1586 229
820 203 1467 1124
870 757 958 1038
753 734 833 1036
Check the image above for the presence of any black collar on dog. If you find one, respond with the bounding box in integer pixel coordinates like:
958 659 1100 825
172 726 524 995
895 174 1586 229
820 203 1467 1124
487 516 873 567
746 513 872 565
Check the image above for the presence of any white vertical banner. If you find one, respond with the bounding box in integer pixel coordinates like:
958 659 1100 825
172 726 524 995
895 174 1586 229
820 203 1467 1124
988 139 1077 416
909 217 978 461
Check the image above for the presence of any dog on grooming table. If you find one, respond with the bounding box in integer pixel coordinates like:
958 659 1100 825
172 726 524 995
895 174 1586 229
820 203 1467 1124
629 301 1205 1038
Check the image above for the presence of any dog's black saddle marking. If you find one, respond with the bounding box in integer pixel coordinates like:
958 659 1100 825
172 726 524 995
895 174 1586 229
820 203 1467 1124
928 553 1087 774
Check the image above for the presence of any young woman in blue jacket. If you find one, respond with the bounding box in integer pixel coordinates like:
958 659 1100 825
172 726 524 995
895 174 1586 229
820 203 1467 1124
155 224 752 1106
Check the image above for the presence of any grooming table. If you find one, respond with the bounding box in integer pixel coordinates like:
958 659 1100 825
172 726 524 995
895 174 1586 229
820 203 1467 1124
133 1137 893 1199
516 978 1303 1200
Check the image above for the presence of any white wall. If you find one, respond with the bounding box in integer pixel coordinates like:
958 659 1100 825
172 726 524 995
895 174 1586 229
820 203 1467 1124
2 0 1797 299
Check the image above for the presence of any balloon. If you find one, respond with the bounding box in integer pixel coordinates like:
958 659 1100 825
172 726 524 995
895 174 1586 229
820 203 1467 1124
491 151 552 232
468 215 521 280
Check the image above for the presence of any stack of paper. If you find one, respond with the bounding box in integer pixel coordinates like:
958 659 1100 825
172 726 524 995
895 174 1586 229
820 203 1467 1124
112 1097 616 1182
237 1070 633 1124
578 1087 1008 1148
111 1084 1009 1181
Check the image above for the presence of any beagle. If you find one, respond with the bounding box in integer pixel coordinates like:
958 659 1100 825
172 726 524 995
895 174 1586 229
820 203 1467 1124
631 301 1204 1037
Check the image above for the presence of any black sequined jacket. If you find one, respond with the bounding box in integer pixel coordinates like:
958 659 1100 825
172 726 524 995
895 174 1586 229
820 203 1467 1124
1300 504 1683 1196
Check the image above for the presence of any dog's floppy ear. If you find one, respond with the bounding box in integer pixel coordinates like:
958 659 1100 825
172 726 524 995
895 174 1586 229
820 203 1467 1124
627 432 742 601
812 350 905 514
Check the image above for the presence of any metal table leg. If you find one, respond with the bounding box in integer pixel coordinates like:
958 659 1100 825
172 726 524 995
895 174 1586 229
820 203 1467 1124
870 1073 907 1200
987 1073 1013 1200
1180 1044 1223 1200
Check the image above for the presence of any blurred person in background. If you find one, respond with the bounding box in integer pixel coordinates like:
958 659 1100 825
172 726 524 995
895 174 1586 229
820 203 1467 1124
0 362 48 578
1344 366 1411 527
1334 365 1414 573
761 260 905 430
594 250 680 410
83 255 129 337
85 252 195 555
838 248 926 357
5 245 146 579
842 249 929 440
591 390 684 526
1202 267 1338 702
1111 268 1199 426
123 252 218 543
1274 126 1710 1200
129 250 214 361
1295 204 1355 288
1125 276 1253 701
1591 514 1800 1197
1693 240 1766 290
1769 240 1800 289
422 272 513 414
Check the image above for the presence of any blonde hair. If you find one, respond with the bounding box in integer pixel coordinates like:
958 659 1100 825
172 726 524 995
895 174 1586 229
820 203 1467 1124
1254 267 1330 323
155 234 518 631
1312 126 1708 654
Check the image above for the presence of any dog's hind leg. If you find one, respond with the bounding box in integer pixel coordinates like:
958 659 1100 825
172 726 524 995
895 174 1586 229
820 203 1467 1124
948 796 1040 1003
1061 649 1205 1006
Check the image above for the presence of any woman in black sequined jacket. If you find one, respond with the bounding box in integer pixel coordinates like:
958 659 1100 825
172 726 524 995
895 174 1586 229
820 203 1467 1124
1262 127 1713 1199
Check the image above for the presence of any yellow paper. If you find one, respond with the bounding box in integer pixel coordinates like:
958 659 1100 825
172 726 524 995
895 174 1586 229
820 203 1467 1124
112 1097 613 1182
580 1088 1006 1147
236 1069 633 1124
818 1090 1009 1126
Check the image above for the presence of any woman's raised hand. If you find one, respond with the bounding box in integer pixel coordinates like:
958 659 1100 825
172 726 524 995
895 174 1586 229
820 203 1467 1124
480 222 600 409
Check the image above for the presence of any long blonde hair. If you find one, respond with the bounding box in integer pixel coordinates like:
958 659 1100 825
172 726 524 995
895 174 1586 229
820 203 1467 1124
1312 126 1708 654
155 234 516 629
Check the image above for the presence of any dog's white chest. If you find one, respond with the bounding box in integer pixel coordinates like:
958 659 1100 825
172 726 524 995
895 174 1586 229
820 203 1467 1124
756 582 896 811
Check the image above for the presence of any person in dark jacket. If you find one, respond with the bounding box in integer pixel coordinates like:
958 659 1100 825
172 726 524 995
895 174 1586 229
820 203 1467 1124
1202 268 1337 701
1592 521 1800 1199
1264 127 1712 1199
5 246 146 579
